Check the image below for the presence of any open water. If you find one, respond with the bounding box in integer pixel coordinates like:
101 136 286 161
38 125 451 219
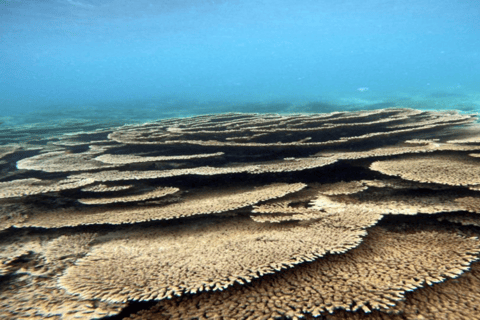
1 0 479 130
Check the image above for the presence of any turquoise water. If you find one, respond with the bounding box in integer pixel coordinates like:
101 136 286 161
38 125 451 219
1 0 479 127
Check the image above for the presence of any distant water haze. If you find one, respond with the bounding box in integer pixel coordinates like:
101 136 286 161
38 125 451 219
1 0 479 120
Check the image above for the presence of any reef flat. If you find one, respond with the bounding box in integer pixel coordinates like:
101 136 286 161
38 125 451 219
2 108 480 319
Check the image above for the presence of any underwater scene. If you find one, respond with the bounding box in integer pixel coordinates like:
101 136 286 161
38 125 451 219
1 0 480 319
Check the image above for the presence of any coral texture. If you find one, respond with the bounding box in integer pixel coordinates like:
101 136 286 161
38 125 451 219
2 108 480 319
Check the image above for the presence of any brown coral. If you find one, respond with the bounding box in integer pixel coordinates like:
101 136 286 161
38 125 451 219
68 156 338 184
95 152 225 164
438 212 480 227
77 186 180 205
314 180 369 195
370 154 480 186
327 261 480 320
311 186 468 216
0 177 95 199
16 150 120 172
130 226 480 319
0 231 125 319
81 183 134 192
107 108 474 148
14 183 306 228
2 108 480 319
59 207 381 302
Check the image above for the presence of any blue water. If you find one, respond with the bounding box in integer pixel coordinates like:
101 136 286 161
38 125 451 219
1 0 479 127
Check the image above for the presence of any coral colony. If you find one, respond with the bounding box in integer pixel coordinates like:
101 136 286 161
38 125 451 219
2 108 480 319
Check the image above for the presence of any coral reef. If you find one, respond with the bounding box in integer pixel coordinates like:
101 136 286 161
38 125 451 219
2 108 480 319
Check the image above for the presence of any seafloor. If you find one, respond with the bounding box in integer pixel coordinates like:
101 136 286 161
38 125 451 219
2 94 480 320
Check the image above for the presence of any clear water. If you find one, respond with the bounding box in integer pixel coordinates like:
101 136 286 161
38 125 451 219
1 0 479 128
